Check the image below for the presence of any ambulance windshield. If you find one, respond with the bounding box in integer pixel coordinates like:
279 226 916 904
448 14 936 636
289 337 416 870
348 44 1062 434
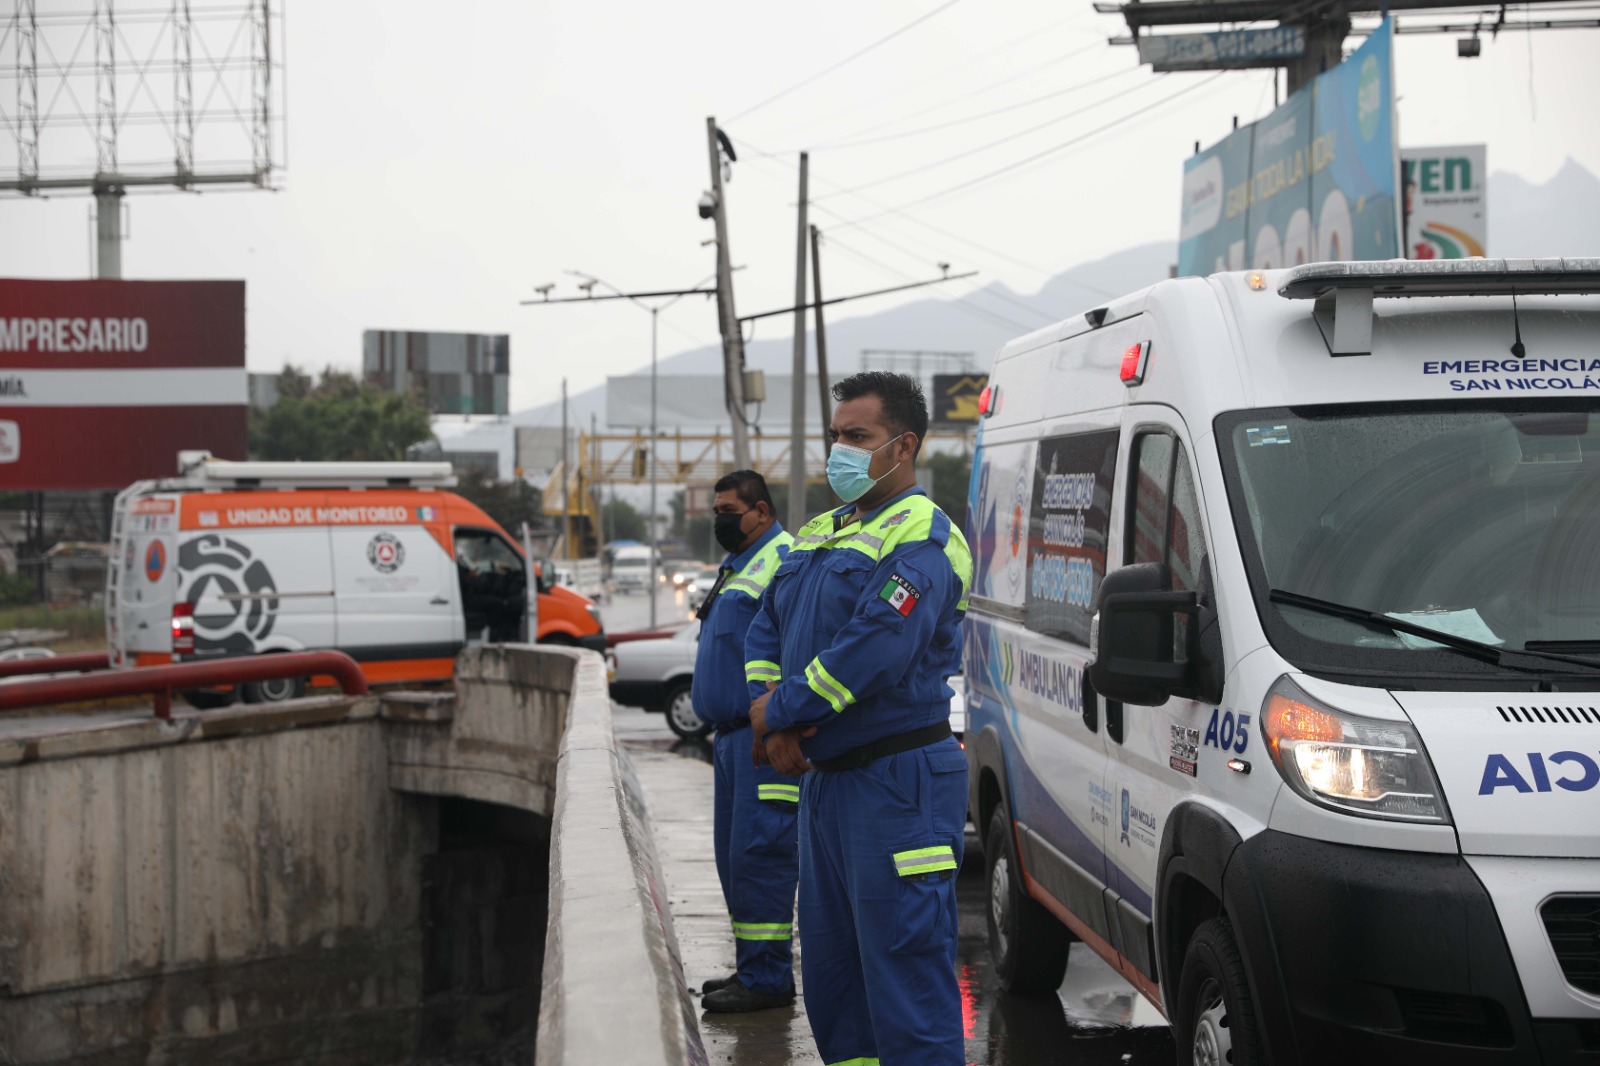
1217 400 1600 679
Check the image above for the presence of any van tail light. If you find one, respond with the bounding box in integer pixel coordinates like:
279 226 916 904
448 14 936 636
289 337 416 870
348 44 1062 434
171 601 195 656
1120 341 1151 386
978 384 997 417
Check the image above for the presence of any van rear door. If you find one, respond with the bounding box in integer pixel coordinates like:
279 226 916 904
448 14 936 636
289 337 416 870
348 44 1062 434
113 494 181 661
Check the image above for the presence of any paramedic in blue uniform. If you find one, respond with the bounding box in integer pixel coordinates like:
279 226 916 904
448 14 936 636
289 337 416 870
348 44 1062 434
745 372 973 1065
692 470 800 1013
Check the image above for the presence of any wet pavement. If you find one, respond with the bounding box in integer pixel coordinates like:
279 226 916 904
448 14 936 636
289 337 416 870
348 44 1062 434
617 701 1176 1066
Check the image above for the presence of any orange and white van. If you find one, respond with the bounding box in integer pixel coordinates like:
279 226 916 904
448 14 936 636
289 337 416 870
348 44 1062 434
107 453 605 702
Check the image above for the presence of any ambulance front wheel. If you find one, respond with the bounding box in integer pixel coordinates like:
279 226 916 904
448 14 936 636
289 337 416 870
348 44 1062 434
1175 917 1261 1066
985 806 1070 995
241 675 306 704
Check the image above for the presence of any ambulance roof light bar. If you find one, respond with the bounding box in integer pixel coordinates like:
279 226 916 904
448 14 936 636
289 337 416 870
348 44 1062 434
1277 257 1600 357
177 452 458 490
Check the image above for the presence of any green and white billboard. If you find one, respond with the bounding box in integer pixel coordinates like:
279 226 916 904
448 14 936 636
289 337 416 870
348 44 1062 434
1178 18 1400 276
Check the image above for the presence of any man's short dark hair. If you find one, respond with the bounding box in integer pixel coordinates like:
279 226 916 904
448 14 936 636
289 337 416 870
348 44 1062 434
713 469 773 511
832 371 928 455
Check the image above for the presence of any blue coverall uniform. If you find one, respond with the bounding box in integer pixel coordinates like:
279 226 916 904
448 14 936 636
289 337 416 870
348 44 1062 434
690 522 800 996
744 488 973 1066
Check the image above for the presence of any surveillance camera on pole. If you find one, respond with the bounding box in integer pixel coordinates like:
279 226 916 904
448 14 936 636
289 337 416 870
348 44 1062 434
698 191 718 220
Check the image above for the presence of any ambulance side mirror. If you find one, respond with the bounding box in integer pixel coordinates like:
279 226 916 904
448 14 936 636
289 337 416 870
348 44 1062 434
1089 563 1221 707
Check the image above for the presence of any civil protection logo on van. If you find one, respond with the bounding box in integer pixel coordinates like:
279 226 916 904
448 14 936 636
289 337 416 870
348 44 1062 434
145 541 166 583
367 532 405 574
179 535 278 653
1119 788 1131 846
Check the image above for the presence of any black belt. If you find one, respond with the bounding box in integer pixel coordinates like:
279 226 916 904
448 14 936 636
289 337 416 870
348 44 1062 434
717 716 752 733
811 721 952 773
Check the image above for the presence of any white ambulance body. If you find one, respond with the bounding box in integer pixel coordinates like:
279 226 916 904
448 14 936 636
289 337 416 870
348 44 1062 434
964 259 1600 1064
108 456 604 701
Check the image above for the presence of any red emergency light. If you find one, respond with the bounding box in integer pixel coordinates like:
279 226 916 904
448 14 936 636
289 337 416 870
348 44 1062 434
978 384 997 417
1120 341 1151 386
171 601 195 656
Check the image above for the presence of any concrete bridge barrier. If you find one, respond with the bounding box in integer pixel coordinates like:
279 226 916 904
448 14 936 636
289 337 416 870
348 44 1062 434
0 645 705 1065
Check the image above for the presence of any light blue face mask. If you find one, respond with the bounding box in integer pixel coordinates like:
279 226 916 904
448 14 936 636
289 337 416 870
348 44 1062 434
827 437 902 503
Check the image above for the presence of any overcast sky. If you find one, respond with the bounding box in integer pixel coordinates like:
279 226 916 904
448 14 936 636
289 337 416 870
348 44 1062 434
3 0 1597 414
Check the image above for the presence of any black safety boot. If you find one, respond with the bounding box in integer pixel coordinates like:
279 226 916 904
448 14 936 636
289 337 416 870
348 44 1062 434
700 973 739 995
701 981 796 1013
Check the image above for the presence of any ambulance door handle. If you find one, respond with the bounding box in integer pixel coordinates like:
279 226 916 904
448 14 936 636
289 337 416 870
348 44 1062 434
430 596 449 606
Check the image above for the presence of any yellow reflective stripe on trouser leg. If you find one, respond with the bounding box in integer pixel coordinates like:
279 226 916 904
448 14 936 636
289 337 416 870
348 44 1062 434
893 845 957 876
745 659 781 683
825 1059 881 1066
757 783 800 802
731 920 793 941
804 658 853 713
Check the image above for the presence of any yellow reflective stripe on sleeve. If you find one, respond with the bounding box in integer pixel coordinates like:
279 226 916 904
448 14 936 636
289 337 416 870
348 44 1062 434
804 658 853 713
892 844 957 877
731 919 793 941
745 659 781 683
757 783 800 802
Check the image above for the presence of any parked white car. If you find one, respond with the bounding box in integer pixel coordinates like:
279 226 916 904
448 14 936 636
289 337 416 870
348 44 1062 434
609 618 968 745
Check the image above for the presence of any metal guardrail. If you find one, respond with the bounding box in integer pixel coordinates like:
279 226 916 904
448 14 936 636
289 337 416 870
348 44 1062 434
0 651 369 720
0 652 111 679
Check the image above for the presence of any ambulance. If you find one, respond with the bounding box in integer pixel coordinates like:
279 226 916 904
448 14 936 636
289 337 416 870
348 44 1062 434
108 453 605 703
963 258 1600 1063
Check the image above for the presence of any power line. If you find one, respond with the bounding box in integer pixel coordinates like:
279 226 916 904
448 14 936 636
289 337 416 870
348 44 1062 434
812 62 1143 151
825 232 1057 327
804 40 1107 148
822 237 1043 335
737 139 1066 279
828 71 1231 229
729 0 966 122
813 72 1172 200
798 10 1103 130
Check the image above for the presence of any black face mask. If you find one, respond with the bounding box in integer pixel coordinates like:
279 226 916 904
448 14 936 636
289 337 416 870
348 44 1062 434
714 510 753 553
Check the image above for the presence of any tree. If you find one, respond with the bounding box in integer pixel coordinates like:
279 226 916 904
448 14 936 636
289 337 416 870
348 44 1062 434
453 469 544 536
602 498 648 542
923 450 972 533
249 365 433 462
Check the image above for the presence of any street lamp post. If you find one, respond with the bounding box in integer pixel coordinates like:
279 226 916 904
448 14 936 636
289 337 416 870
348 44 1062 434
562 271 716 630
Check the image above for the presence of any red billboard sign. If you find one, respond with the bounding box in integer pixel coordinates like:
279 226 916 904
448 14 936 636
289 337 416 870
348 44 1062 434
0 279 247 490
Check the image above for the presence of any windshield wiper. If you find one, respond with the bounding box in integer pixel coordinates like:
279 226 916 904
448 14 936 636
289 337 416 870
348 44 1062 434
1268 588 1600 673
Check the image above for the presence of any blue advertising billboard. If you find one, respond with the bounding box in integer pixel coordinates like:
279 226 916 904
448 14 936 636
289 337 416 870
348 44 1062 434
1178 19 1399 276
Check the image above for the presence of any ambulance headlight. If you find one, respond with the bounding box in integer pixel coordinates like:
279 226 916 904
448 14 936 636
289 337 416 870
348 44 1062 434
1262 676 1451 824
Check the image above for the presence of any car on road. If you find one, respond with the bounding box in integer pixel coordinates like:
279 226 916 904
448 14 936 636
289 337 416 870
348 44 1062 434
609 617 969 744
685 566 721 612
668 561 704 589
608 620 706 738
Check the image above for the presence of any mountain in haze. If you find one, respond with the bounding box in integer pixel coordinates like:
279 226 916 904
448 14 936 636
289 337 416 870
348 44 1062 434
442 157 1598 449
1487 158 1600 258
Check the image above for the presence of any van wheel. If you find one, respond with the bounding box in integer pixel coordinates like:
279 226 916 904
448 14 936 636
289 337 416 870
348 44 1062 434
241 675 306 704
1176 917 1261 1066
985 806 1070 995
662 681 710 740
181 689 235 711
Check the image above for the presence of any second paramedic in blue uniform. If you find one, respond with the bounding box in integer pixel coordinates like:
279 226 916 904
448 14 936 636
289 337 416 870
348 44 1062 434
745 372 973 1066
691 470 801 1013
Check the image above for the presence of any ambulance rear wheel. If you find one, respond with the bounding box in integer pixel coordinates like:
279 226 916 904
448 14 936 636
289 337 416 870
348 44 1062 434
985 806 1070 995
662 681 710 740
1176 917 1261 1066
241 675 306 704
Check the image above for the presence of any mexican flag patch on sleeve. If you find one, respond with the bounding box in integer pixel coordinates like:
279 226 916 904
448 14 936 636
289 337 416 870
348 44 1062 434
879 573 921 617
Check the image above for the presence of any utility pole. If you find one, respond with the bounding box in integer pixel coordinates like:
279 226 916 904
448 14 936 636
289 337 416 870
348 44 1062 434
811 224 832 458
787 152 809 533
560 377 570 560
649 306 660 628
706 117 751 469
1285 13 1350 94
